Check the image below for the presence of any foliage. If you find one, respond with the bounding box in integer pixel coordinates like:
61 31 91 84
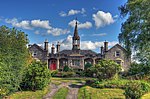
21 61 51 91
124 81 150 99
63 65 70 72
118 0 150 65
51 70 59 77
78 86 125 99
91 79 129 89
53 87 69 99
84 63 92 70
8 85 50 99
89 60 121 81
0 26 29 96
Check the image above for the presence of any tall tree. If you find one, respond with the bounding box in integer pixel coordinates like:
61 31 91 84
118 0 150 64
0 26 29 96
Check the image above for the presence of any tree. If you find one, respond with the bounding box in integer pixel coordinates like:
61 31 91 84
90 60 121 81
0 26 29 96
21 61 51 91
118 0 150 65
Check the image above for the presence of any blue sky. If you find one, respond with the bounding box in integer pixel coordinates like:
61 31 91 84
0 0 127 52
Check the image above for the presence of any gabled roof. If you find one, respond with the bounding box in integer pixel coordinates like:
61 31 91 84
107 44 127 52
29 44 44 52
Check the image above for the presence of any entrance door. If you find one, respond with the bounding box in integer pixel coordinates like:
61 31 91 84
49 60 57 70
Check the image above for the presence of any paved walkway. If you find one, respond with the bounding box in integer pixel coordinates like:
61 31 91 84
43 82 84 99
66 83 83 99
43 82 70 99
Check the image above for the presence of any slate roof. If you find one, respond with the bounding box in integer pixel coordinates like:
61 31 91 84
57 49 98 56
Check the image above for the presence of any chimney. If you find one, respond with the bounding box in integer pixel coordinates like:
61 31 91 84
104 41 108 52
51 44 55 54
56 42 60 53
100 46 104 55
44 39 48 51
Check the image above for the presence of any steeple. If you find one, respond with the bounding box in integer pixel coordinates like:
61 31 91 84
73 21 80 40
72 19 80 50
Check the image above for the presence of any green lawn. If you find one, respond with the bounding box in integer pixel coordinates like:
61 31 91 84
7 86 50 99
78 86 125 99
53 87 69 99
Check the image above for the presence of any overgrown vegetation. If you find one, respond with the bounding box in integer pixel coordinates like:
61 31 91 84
21 61 51 91
0 26 30 97
78 86 125 99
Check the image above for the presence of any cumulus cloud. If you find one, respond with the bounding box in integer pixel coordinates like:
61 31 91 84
92 11 114 28
5 18 31 29
47 28 70 36
31 19 51 29
59 8 86 17
4 18 69 36
56 35 118 51
68 20 92 29
92 33 107 36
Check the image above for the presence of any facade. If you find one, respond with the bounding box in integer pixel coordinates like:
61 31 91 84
29 21 130 71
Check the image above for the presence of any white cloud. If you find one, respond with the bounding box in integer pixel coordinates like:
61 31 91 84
31 19 51 29
4 18 69 36
47 28 70 36
93 33 107 36
59 8 86 17
57 35 118 51
5 18 31 29
92 11 114 28
69 20 92 29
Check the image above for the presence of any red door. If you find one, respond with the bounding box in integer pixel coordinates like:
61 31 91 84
50 63 56 70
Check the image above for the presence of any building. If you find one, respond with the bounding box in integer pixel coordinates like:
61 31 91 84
29 21 130 71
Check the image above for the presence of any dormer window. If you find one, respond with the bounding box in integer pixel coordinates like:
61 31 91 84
115 51 120 57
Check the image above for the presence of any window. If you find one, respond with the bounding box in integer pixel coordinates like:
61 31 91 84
115 51 120 57
116 60 121 65
32 51 37 57
72 59 80 66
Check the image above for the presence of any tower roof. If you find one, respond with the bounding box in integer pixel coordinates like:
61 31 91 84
73 20 80 40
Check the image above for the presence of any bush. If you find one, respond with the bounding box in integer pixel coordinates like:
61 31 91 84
21 61 51 91
51 70 59 77
89 60 121 81
124 81 150 99
63 65 70 72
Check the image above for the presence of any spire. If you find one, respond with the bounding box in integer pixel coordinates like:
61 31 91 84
73 19 80 40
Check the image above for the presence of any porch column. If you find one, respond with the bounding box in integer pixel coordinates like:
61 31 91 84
93 58 95 66
82 58 84 70
57 58 59 69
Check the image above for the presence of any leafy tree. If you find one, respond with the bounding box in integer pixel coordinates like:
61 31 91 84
90 60 121 81
0 26 29 96
63 65 70 72
21 61 51 91
118 0 150 65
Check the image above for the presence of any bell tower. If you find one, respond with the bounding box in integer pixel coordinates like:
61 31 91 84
72 20 80 50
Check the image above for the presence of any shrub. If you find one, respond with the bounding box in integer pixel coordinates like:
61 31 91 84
21 61 51 91
124 81 150 99
51 70 59 77
63 65 70 72
89 60 121 81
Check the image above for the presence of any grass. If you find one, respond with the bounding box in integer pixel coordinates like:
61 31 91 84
142 93 150 99
78 86 125 99
51 77 88 85
53 87 69 99
7 86 50 99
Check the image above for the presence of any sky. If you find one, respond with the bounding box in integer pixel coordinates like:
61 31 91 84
0 0 127 53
